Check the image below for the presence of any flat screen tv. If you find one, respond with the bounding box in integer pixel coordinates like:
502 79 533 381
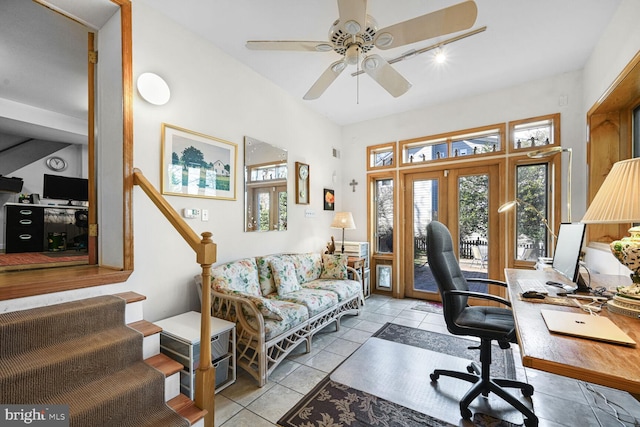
43 174 88 204
552 222 586 289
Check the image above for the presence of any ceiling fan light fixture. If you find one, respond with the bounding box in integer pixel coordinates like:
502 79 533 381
363 56 379 70
331 61 347 73
375 32 393 48
345 44 361 65
315 43 334 52
344 20 361 35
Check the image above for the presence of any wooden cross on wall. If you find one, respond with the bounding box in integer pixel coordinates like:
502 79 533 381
349 179 358 192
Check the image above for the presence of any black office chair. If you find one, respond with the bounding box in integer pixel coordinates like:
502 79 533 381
426 221 538 427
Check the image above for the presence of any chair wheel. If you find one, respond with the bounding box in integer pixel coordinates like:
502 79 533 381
524 417 538 427
460 407 472 420
430 373 439 382
521 384 534 397
466 365 475 373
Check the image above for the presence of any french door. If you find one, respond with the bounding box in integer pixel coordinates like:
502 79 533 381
404 164 501 301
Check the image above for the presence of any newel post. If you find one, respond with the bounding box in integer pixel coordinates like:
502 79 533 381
195 232 216 427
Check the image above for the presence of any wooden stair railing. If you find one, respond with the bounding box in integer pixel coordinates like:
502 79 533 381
133 168 216 427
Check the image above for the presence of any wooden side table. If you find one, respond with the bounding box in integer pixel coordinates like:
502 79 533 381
348 256 369 298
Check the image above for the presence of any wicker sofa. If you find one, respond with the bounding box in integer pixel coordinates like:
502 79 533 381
197 252 363 387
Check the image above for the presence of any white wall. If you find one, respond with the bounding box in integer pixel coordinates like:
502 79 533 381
582 0 640 112
125 1 343 321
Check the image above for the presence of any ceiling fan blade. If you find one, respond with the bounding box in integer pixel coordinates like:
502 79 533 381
337 0 367 34
246 40 333 52
303 60 347 100
374 0 477 50
361 54 411 98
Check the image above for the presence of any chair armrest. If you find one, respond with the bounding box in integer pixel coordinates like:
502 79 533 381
445 289 512 307
211 289 264 337
466 277 508 287
346 266 362 283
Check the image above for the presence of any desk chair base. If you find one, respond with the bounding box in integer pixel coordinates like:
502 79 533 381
429 339 538 427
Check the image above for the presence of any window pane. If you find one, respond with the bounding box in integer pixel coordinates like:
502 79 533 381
257 190 270 231
516 164 549 260
406 142 448 162
459 174 489 291
452 133 500 157
278 189 287 230
372 150 393 167
375 179 394 253
513 119 553 149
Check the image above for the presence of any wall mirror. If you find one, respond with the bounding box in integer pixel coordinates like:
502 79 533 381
244 137 287 232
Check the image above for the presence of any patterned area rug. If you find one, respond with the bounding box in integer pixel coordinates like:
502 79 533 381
372 323 515 380
278 324 521 427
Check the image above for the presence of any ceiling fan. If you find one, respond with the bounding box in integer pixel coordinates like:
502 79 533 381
246 0 478 100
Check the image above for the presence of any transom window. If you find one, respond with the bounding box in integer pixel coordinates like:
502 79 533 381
400 125 504 165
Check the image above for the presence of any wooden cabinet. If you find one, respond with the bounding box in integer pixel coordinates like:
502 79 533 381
155 311 236 398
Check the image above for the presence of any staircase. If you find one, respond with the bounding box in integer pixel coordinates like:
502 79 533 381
0 292 206 427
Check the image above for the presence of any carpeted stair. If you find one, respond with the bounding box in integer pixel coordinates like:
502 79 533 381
0 295 189 427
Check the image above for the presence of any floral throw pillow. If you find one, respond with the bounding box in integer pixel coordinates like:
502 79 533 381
270 257 301 296
321 253 348 280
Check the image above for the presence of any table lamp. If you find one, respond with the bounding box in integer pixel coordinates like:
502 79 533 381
528 146 572 222
582 158 640 300
331 212 356 253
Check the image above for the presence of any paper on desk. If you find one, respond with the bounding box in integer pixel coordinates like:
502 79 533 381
518 294 582 307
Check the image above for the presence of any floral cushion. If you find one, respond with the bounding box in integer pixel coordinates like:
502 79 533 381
320 253 348 279
302 279 361 302
256 255 282 296
210 257 261 297
270 257 301 295
245 301 310 341
270 288 339 317
290 253 323 284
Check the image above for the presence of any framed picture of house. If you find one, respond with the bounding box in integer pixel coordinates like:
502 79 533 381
161 123 237 200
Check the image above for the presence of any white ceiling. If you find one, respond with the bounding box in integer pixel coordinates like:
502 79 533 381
146 0 622 126
0 0 623 148
0 0 117 148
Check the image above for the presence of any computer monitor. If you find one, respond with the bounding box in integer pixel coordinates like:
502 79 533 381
552 222 586 290
43 174 88 204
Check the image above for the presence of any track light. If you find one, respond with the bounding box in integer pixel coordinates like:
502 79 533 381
434 47 446 64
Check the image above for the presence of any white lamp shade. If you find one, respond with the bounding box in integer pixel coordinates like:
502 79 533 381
582 158 640 223
137 72 170 105
331 212 356 229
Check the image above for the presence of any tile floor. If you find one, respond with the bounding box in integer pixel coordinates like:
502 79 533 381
214 294 640 427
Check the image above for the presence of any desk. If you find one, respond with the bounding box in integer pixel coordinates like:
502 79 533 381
505 268 640 394
4 203 88 253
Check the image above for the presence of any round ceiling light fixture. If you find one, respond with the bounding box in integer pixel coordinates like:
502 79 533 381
137 72 171 105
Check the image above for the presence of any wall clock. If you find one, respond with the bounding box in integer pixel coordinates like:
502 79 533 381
295 162 310 204
46 156 68 172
